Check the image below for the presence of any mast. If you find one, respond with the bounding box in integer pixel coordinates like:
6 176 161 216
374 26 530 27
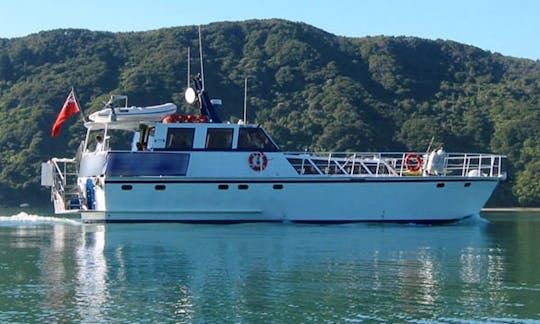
198 26 205 90
193 75 222 123
185 26 222 123
187 47 191 89
243 77 248 124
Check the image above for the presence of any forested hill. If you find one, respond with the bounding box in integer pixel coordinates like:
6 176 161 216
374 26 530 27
0 19 538 207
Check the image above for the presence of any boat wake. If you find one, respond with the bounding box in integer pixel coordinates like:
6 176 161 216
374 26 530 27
456 213 489 226
0 212 81 226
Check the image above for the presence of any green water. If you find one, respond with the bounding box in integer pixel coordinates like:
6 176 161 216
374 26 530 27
0 211 539 322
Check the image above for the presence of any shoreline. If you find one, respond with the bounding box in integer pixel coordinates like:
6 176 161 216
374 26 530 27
482 208 540 212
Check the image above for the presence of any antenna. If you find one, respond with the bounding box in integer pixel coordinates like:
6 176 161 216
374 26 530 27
426 136 435 154
187 47 190 88
198 26 205 89
184 47 196 104
243 77 248 124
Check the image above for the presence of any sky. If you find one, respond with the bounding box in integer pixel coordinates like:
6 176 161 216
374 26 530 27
1 0 538 60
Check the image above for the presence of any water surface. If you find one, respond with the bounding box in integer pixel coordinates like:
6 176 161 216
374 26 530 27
0 211 539 322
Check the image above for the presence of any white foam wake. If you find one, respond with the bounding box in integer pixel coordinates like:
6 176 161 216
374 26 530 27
0 212 81 226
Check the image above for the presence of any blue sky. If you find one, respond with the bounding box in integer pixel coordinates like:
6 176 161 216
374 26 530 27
1 0 538 60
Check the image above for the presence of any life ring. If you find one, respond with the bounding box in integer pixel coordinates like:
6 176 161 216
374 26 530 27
166 114 209 123
248 152 268 171
162 114 180 123
404 153 423 172
198 115 209 123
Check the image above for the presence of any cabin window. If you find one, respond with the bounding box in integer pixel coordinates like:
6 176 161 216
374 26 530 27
105 152 190 176
166 128 194 150
95 129 132 151
138 126 155 151
206 128 233 150
238 128 278 151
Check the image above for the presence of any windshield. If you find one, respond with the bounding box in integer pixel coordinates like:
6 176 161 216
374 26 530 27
238 127 279 151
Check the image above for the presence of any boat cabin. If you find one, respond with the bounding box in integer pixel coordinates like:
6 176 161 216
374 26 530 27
146 122 280 152
83 121 281 153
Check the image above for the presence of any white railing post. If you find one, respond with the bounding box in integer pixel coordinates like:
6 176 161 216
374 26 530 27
327 153 332 174
461 154 467 176
400 153 405 176
477 154 482 175
63 162 67 187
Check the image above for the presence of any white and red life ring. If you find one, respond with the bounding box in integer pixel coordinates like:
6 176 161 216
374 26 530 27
248 152 268 171
404 153 423 172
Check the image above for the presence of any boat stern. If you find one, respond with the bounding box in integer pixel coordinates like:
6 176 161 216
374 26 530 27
41 158 84 214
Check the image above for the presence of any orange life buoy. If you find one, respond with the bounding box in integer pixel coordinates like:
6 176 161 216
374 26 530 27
198 115 209 123
162 114 179 123
404 153 423 172
248 152 268 171
163 114 210 123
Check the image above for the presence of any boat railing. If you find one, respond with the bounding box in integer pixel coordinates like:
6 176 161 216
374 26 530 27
444 153 506 178
283 152 506 178
49 158 80 211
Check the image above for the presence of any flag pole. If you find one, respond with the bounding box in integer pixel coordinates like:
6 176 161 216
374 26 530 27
71 86 87 122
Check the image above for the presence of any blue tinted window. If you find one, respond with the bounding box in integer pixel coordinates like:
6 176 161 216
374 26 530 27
105 152 190 176
238 127 279 151
166 128 195 150
206 128 233 149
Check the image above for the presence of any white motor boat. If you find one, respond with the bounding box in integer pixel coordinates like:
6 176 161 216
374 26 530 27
42 62 506 224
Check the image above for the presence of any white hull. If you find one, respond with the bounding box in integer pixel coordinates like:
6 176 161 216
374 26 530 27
80 177 499 223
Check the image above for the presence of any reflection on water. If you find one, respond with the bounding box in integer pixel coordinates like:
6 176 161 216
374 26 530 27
75 226 108 322
0 212 539 322
41 225 67 311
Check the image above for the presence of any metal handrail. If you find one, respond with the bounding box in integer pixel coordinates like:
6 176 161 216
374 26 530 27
49 158 80 210
284 151 506 178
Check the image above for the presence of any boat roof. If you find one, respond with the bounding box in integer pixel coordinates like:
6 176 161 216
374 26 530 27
84 120 143 131
84 119 262 131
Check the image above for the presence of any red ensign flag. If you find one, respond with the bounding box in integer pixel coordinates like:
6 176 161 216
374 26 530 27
51 90 80 137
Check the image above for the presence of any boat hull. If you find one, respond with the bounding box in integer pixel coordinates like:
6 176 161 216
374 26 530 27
81 177 500 223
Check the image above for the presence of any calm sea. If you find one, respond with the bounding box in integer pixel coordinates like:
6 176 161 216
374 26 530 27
0 210 538 323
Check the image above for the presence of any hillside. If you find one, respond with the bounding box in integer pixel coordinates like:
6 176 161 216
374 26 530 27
0 19 538 207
